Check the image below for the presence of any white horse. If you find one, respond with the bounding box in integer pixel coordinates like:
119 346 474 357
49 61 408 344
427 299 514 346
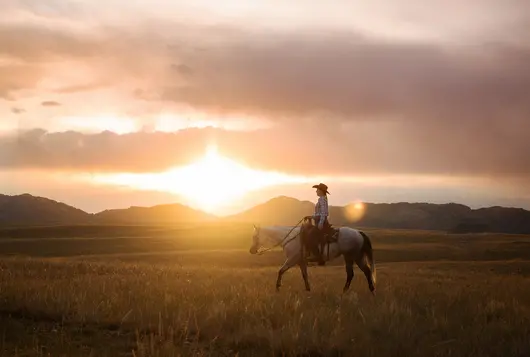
249 218 376 294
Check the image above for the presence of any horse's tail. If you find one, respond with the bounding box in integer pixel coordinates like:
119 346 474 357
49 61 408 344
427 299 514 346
359 231 376 286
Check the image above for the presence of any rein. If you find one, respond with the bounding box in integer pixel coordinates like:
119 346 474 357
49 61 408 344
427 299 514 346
257 217 306 255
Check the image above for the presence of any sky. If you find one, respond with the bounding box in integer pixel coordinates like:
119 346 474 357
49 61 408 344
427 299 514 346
1 0 530 215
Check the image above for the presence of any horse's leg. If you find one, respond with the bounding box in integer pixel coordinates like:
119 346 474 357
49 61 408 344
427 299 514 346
356 255 376 295
298 259 311 292
342 251 355 293
276 257 297 292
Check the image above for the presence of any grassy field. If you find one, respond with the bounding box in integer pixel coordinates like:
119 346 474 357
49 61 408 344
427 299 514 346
0 224 529 356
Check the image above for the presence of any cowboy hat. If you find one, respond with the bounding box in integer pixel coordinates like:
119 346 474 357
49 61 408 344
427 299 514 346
312 183 330 194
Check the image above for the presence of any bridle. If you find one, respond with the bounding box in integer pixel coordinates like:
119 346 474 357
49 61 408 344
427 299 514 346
255 217 307 255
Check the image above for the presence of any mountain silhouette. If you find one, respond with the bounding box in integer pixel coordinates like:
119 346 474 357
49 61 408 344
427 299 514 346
96 203 216 224
0 193 529 234
224 196 477 229
0 193 89 226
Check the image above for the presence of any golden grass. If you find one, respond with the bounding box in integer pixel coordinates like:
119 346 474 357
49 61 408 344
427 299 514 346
0 225 529 356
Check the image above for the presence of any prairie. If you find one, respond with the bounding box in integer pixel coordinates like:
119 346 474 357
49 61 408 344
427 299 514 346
0 224 529 356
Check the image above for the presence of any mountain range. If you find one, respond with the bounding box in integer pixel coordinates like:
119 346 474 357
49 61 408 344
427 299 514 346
1 193 530 234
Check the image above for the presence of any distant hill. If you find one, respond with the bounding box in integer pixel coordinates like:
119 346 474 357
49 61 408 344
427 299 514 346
225 196 316 225
350 202 474 231
0 193 90 226
0 194 215 227
0 193 529 234
225 196 530 234
224 196 473 228
94 203 217 224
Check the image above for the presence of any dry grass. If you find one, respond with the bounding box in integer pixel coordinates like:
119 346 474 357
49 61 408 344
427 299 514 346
0 225 529 356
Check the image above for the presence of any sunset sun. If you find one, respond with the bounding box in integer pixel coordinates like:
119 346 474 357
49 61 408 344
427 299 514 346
90 145 311 212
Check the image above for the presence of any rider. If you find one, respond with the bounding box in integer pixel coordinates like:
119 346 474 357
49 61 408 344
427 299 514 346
306 183 330 266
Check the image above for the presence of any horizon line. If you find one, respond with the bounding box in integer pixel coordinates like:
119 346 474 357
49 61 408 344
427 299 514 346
2 192 527 217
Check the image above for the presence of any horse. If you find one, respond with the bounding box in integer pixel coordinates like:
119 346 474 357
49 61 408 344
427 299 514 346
249 218 376 294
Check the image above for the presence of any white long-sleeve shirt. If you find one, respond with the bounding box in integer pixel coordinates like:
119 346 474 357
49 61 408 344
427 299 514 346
313 195 329 222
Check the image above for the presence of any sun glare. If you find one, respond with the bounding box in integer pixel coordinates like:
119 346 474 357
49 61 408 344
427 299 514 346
90 145 311 212
344 201 366 222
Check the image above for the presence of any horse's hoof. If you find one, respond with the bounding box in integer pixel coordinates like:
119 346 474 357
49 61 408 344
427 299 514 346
276 286 281 292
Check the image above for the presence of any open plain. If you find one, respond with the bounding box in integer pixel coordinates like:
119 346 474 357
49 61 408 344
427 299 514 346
0 224 529 356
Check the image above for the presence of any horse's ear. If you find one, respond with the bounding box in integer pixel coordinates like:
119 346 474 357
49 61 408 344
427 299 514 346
253 224 257 229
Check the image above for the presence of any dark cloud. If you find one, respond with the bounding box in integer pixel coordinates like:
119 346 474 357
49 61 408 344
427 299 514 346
11 108 25 114
1 123 529 180
0 128 222 173
160 35 530 123
3 11 529 124
41 101 61 107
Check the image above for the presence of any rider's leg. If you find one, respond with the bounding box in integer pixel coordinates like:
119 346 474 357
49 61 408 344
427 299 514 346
317 230 325 265
306 227 321 261
314 218 325 265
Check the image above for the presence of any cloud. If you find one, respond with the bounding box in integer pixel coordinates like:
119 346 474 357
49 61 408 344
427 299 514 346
0 23 106 62
0 128 221 173
158 35 530 124
2 2 529 123
1 123 529 181
41 101 61 107
1 1 529 185
11 107 25 114
0 21 115 100
0 21 176 100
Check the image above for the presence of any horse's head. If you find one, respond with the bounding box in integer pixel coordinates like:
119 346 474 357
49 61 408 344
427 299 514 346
249 224 261 254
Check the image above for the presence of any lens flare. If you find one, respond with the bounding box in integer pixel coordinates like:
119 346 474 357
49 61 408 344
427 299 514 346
344 201 366 222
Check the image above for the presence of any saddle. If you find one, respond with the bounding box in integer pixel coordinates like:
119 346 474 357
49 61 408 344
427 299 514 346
303 224 340 262
323 225 340 243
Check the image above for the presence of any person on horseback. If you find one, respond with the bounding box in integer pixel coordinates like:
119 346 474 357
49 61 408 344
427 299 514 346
305 183 331 266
